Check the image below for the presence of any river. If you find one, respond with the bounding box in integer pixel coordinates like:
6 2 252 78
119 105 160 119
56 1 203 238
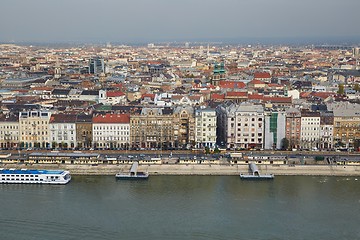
0 176 359 240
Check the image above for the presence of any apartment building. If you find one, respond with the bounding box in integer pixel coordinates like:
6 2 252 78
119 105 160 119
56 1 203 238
285 108 301 149
49 114 77 149
0 114 19 149
92 113 130 149
195 108 217 149
300 110 321 150
19 110 51 149
217 102 264 149
130 107 174 149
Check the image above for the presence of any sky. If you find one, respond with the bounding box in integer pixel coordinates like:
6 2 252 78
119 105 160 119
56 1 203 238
1 0 360 44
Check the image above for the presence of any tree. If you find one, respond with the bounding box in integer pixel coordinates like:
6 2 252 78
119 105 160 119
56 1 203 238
353 83 360 92
281 138 290 150
204 146 211 154
337 84 345 95
213 147 220 154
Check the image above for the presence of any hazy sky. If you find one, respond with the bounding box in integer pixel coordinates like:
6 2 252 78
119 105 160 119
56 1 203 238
1 0 360 43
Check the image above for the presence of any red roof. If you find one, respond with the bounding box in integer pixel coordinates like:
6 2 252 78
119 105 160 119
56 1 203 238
211 93 225 100
311 92 336 99
300 92 312 98
93 113 130 124
142 93 155 100
219 80 246 89
248 79 265 85
263 96 292 103
254 72 271 79
226 91 248 97
107 91 125 97
267 83 283 88
248 94 264 100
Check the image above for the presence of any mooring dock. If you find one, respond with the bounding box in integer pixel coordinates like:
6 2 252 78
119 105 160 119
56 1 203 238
115 161 149 179
240 162 274 179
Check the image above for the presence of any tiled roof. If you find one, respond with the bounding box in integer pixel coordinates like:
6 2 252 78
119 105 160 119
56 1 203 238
219 80 246 89
211 93 225 100
92 113 130 123
254 72 271 79
107 91 125 97
50 114 77 123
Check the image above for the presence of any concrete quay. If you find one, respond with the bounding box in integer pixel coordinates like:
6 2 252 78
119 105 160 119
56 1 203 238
2 163 360 176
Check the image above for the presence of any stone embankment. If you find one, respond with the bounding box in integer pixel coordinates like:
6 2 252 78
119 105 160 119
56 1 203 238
2 163 360 176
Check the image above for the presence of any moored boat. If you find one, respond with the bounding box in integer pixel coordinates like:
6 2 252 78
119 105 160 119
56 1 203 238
0 168 71 184
115 171 149 180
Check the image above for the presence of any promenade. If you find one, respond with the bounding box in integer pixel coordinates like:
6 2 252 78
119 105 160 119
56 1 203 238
3 163 360 176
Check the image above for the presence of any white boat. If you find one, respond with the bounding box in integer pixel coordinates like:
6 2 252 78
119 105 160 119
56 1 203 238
0 168 71 184
115 171 149 180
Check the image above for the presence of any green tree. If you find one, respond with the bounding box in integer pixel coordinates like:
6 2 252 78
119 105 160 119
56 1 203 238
281 138 290 150
213 147 220 154
205 146 211 154
353 84 360 92
338 84 345 95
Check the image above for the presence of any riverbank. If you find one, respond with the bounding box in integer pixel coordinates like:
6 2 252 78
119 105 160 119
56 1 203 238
2 163 360 176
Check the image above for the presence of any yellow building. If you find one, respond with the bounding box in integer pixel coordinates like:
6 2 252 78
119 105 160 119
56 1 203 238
333 104 360 150
19 110 51 149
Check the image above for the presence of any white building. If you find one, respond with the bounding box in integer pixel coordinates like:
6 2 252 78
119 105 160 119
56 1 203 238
264 111 286 150
49 114 77 149
195 108 217 149
98 90 127 105
300 110 321 150
92 113 130 149
217 102 264 149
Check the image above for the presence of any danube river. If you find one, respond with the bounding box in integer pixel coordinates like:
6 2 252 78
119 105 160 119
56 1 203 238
0 176 359 240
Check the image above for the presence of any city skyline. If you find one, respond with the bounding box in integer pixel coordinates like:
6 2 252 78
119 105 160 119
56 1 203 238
1 0 360 44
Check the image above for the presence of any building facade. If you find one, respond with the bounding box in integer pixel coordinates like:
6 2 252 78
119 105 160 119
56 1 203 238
19 110 51 149
319 111 334 149
217 102 264 149
264 110 286 150
285 108 301 149
0 114 19 149
92 113 130 149
130 107 174 149
173 106 195 149
50 114 77 149
195 108 217 149
300 110 321 150
76 114 93 149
